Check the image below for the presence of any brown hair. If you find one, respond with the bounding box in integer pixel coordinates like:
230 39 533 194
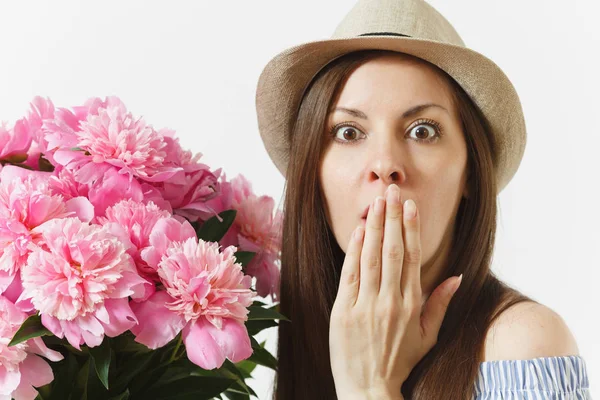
273 50 536 399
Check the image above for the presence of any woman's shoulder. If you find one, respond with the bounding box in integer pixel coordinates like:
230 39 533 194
473 355 591 398
482 300 580 362
475 302 590 397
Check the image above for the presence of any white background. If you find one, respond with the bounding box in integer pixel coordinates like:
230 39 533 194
1 0 598 398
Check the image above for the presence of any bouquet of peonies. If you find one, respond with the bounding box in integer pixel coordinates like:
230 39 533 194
0 96 286 400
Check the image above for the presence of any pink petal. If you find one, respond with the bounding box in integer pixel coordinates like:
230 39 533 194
0 270 16 296
65 196 95 222
76 162 111 185
0 165 50 184
182 316 252 370
108 270 150 299
51 149 82 167
18 354 54 389
11 383 39 400
76 314 104 347
28 337 64 362
0 369 20 396
137 167 182 183
60 319 84 350
41 314 63 339
81 329 104 347
100 298 138 337
130 291 186 349
129 277 155 302
87 168 144 218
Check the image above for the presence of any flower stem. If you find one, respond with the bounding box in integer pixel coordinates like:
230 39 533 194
168 334 183 364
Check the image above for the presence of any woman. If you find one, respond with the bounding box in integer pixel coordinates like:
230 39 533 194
255 0 592 398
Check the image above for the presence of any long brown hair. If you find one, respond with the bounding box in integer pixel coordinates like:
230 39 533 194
273 50 535 400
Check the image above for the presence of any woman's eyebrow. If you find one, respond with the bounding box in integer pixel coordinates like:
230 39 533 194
331 103 449 120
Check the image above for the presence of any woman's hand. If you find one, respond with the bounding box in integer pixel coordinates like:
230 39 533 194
329 183 463 399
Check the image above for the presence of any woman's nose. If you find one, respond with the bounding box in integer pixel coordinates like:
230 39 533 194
368 153 405 186
366 133 406 186
369 163 403 185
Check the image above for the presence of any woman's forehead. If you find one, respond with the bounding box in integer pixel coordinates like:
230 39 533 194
332 55 454 113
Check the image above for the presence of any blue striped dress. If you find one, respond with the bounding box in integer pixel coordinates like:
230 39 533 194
472 355 592 399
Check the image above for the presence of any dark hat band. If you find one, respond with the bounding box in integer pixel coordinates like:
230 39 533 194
358 32 412 37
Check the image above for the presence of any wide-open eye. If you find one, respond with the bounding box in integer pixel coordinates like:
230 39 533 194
408 124 436 140
331 124 366 144
406 120 443 143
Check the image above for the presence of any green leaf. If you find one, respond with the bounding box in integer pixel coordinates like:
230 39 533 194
111 351 156 394
234 359 258 378
224 389 251 400
246 319 278 336
246 305 290 322
149 376 236 400
195 210 237 242
88 337 111 390
248 337 278 371
72 358 91 400
36 384 51 399
8 314 53 346
107 389 129 400
220 360 257 397
110 331 152 354
42 351 79 400
128 363 169 395
40 336 84 357
70 147 91 155
233 251 255 267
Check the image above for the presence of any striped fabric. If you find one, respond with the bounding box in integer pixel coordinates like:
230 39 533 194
472 355 592 399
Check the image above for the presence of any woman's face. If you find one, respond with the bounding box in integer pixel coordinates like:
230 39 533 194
319 54 469 286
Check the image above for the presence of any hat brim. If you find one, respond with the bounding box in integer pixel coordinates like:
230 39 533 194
255 35 526 194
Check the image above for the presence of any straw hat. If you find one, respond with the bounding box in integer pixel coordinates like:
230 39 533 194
255 0 527 194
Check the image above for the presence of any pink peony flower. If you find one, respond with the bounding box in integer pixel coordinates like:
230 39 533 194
48 166 146 220
139 216 196 274
131 237 256 370
0 166 92 293
216 174 283 300
234 193 283 300
52 97 183 185
86 167 144 219
138 182 173 214
0 295 63 400
0 120 32 163
239 240 282 301
149 149 222 223
229 175 283 255
22 141 44 171
22 96 56 155
16 217 149 349
97 200 171 296
47 167 89 201
41 96 120 155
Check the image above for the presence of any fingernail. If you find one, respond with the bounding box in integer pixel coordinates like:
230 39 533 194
374 196 384 214
354 226 364 241
404 199 416 220
452 274 463 294
387 184 400 204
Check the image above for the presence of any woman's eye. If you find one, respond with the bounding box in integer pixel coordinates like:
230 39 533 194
408 124 436 140
333 125 365 142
